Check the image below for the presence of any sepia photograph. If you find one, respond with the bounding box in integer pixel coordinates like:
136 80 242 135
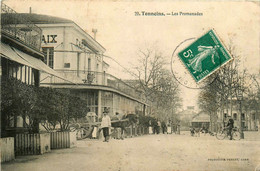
0 0 259 171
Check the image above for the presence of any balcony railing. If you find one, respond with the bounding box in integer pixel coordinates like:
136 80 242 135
1 2 42 50
41 70 145 101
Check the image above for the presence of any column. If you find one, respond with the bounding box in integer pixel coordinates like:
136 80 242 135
98 90 102 118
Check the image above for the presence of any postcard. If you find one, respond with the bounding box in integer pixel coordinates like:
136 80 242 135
1 1 259 171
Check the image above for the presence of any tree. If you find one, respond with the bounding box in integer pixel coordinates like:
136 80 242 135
198 79 220 131
1 76 90 135
131 46 181 121
197 40 254 132
133 47 166 102
39 89 89 132
1 76 38 135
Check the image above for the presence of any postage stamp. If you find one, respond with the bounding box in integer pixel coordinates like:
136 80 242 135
178 29 233 83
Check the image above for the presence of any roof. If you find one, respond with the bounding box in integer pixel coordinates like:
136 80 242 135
2 13 106 53
1 13 73 24
191 112 210 123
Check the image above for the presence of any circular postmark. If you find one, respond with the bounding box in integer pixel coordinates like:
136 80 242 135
171 38 217 89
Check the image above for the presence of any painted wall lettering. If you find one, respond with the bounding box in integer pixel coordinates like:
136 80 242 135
42 35 57 43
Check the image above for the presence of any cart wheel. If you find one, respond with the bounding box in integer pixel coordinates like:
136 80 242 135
82 126 93 139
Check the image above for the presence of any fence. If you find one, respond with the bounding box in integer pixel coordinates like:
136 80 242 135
15 133 50 156
0 137 15 162
1 2 42 50
50 132 70 149
42 70 145 101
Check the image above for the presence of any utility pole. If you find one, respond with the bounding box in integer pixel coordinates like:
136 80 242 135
238 90 244 139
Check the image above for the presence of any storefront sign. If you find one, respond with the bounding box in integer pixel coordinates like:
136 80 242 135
42 35 57 43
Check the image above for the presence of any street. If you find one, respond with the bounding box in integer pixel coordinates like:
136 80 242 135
1 132 260 171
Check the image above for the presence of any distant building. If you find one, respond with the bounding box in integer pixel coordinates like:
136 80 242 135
217 98 259 131
177 106 197 131
191 112 210 129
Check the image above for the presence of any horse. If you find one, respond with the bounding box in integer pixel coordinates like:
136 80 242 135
111 114 138 139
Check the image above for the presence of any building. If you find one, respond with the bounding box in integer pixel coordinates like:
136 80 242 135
191 112 210 129
217 98 259 131
13 13 148 118
177 106 197 131
1 3 69 136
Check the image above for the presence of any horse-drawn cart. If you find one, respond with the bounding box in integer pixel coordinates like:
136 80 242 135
69 113 138 140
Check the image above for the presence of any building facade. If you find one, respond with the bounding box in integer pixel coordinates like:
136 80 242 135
217 100 259 131
23 13 147 118
1 3 68 136
191 112 210 130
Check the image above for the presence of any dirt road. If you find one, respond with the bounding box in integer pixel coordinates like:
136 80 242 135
2 132 260 171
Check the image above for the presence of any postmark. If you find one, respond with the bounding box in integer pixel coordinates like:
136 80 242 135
171 38 217 89
177 29 233 83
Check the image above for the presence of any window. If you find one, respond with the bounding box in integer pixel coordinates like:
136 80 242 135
88 58 91 71
241 113 245 120
252 114 256 120
233 113 237 120
224 113 227 118
64 63 70 68
42 47 54 69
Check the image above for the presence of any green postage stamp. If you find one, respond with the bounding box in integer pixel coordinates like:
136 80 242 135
178 29 232 83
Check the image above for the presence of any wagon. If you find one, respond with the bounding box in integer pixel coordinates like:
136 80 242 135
69 112 99 140
69 112 131 140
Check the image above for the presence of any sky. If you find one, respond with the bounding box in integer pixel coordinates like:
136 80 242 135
4 0 260 110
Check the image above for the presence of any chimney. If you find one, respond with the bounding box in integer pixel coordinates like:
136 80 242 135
92 29 97 40
29 7 32 14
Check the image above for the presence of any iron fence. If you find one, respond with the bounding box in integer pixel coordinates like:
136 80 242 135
1 2 42 50
43 70 145 101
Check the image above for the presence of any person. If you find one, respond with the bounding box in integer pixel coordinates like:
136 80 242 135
115 112 121 139
153 120 158 134
190 127 195 136
91 113 98 139
148 120 153 134
92 125 98 139
161 121 167 134
157 120 161 134
101 112 111 142
226 116 234 140
167 120 172 134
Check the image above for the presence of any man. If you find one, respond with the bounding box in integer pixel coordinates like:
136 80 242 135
101 112 111 142
161 121 167 134
226 116 234 140
157 120 161 134
115 112 122 139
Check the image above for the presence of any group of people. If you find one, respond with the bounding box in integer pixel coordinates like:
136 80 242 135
149 120 179 135
99 112 185 141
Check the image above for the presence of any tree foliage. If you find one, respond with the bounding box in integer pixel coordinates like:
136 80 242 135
1 76 89 135
198 46 260 131
132 47 181 121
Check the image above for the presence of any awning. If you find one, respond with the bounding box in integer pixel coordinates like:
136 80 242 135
1 43 75 84
1 43 35 68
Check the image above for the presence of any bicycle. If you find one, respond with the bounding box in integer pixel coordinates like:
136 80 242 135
216 127 241 140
